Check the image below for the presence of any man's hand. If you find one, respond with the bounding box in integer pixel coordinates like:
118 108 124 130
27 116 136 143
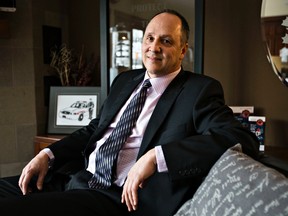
121 148 157 212
18 151 50 195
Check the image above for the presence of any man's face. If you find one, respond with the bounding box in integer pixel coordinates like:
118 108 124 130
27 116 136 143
142 13 188 77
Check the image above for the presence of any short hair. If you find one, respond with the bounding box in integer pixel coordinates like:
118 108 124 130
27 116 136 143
149 9 190 45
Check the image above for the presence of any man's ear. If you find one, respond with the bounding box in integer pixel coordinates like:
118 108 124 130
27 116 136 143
180 43 189 60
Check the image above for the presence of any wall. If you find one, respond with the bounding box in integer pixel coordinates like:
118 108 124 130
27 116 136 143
0 0 100 177
204 0 288 147
0 1 36 177
68 0 100 85
32 0 69 136
0 0 71 177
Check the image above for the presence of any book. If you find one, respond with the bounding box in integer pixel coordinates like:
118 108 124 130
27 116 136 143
229 106 254 114
230 106 254 129
248 116 266 151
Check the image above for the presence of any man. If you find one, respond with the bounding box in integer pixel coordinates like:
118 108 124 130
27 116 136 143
0 9 259 215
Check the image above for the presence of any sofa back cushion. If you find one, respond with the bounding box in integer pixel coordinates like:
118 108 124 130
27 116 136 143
174 144 288 216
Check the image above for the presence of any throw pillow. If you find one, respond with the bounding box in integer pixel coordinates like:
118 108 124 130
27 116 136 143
174 144 288 216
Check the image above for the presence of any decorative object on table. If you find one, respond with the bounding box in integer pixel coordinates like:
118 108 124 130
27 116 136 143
249 116 266 152
229 106 266 151
230 106 254 129
49 44 98 86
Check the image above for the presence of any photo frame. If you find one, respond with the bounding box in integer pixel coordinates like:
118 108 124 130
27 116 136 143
48 86 101 134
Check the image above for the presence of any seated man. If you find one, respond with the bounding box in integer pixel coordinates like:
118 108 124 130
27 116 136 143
0 9 259 216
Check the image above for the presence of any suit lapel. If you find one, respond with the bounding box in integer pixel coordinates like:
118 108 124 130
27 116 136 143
87 72 145 148
105 73 144 124
137 70 188 157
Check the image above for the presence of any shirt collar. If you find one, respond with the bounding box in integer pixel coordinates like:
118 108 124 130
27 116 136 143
143 68 181 95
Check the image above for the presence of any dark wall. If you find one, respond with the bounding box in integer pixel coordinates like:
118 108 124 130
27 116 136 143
204 0 288 147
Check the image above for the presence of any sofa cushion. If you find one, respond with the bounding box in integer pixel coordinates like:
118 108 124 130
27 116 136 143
174 144 288 216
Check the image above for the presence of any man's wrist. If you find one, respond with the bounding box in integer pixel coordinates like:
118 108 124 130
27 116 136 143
155 146 168 173
41 148 55 168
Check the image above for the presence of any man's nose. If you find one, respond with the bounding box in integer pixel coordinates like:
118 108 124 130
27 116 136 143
149 40 162 52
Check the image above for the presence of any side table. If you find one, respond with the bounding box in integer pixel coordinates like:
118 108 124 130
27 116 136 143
34 135 65 155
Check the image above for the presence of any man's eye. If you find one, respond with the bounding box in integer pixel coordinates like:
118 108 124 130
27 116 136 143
163 39 172 44
147 36 154 42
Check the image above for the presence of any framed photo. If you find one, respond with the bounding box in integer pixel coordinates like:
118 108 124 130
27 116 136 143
48 86 101 134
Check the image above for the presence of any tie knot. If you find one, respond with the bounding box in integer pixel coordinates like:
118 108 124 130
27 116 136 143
142 79 152 89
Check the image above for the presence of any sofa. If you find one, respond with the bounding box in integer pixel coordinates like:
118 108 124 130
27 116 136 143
174 144 288 216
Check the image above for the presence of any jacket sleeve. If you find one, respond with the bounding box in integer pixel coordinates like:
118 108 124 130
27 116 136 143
161 77 260 181
47 114 101 169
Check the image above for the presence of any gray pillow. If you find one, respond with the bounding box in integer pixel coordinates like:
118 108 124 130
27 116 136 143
174 144 288 216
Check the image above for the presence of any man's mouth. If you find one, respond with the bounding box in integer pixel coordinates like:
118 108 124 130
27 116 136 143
147 55 162 61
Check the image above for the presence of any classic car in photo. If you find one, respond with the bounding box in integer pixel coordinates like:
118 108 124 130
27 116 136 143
58 100 94 121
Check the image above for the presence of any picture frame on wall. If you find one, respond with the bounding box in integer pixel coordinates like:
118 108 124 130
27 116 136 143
47 86 101 134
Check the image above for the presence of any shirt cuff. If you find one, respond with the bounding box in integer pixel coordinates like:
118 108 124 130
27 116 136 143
41 148 55 160
155 146 168 173
41 148 55 168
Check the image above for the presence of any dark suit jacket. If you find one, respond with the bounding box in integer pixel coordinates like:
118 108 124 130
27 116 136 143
48 68 259 215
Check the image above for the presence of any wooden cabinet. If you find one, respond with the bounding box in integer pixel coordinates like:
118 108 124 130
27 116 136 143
34 135 65 155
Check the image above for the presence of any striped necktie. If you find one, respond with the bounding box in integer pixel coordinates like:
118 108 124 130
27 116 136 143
88 79 152 189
